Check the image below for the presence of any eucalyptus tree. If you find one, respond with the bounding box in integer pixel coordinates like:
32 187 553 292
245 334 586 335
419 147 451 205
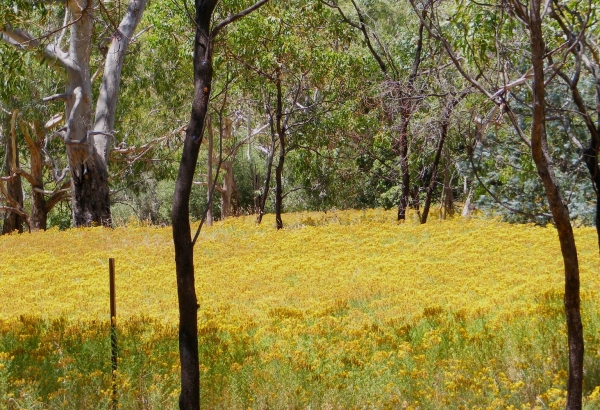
321 0 428 220
170 0 269 406
409 0 588 406
1 22 74 232
1 0 148 227
225 0 355 228
547 0 600 249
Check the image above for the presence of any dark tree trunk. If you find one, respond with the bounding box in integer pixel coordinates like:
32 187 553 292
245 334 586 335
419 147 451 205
529 2 583 408
396 22 424 221
171 0 268 404
256 132 275 225
206 115 214 226
172 1 216 408
582 147 600 250
274 77 285 230
397 119 410 221
421 92 464 224
69 149 111 227
275 146 284 229
2 114 24 234
420 122 446 224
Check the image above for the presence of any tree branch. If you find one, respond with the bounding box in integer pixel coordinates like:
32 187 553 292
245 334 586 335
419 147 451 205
1 25 73 71
211 0 270 38
45 180 71 212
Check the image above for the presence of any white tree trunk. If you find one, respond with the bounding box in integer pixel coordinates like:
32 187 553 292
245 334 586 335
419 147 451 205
94 0 148 163
1 0 147 227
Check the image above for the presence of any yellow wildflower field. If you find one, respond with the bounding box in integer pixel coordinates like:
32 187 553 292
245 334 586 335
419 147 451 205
1 209 600 409
1 208 598 322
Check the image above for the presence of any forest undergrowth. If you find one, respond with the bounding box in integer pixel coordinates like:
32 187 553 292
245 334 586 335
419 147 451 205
1 209 600 409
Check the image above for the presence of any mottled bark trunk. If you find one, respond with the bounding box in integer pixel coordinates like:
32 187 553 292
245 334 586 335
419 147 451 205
529 2 583 408
61 0 109 227
68 0 146 227
172 1 215 408
2 114 24 234
2 0 146 227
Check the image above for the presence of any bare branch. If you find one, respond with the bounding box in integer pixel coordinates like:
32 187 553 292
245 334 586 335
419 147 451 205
193 180 227 194
561 116 584 150
42 93 69 102
15 168 37 186
0 206 28 218
45 180 71 212
408 0 495 99
1 25 73 71
211 0 271 38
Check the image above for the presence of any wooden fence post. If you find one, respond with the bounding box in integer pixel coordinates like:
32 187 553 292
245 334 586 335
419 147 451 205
109 258 118 409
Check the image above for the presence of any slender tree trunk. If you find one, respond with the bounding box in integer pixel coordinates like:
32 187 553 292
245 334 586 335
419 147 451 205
256 132 275 224
220 161 236 218
274 77 285 230
420 122 446 224
441 149 454 219
396 22 424 221
20 122 47 230
582 147 600 250
397 117 410 221
172 1 216 408
206 115 213 226
275 145 284 229
421 93 464 223
529 2 583 408
2 113 24 234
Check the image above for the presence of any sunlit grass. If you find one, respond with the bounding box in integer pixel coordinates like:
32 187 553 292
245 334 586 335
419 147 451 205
1 209 600 408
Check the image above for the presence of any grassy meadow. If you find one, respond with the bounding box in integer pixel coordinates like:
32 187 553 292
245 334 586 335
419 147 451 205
1 209 600 409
